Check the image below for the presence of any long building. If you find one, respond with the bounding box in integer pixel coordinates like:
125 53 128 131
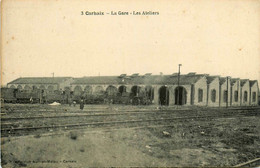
7 73 259 106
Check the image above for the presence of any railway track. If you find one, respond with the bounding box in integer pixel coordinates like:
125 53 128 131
2 106 259 120
1 108 259 127
1 108 259 137
233 157 260 167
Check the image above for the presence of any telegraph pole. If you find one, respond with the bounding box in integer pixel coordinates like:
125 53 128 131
226 76 229 108
177 64 182 107
165 85 168 106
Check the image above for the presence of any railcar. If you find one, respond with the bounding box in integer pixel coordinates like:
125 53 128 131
16 89 41 103
1 87 17 103
45 90 65 103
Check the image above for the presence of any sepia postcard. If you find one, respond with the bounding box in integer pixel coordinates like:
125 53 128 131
1 0 260 167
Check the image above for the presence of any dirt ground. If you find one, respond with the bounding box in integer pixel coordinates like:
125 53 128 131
1 104 260 167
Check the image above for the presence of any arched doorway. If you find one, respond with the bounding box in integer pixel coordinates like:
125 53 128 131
131 85 141 97
24 85 32 90
159 86 169 105
118 85 127 95
74 86 83 96
106 85 118 96
10 85 15 89
84 85 92 95
174 86 187 105
94 86 104 95
17 85 23 90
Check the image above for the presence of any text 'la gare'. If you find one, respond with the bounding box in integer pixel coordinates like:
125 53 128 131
111 11 159 15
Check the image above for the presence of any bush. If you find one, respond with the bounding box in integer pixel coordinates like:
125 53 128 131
69 131 78 140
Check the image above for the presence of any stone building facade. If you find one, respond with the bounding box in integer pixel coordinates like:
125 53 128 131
7 73 259 106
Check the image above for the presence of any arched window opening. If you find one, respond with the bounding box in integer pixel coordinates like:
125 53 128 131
211 89 216 102
252 92 256 102
234 91 238 102
198 89 203 102
223 90 228 103
244 91 248 102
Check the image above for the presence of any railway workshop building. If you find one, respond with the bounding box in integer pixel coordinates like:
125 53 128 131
6 73 259 106
7 77 73 92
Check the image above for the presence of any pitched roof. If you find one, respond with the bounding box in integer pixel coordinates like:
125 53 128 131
71 74 205 85
206 76 218 84
249 80 258 87
240 79 249 87
230 78 240 86
219 77 227 85
8 77 72 85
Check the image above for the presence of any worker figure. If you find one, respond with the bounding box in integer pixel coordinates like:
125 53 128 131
30 97 33 104
80 99 84 110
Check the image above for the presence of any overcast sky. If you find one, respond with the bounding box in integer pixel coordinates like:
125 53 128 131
2 0 260 85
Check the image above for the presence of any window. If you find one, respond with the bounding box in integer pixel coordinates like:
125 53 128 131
211 89 216 102
223 90 228 103
198 89 203 102
244 91 248 102
234 91 238 102
252 92 256 102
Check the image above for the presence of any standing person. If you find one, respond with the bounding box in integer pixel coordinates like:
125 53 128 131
80 99 84 110
73 101 76 107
